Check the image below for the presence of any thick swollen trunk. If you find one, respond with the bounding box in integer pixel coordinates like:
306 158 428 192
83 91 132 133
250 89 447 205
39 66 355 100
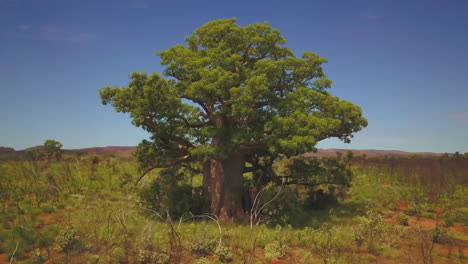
203 151 245 221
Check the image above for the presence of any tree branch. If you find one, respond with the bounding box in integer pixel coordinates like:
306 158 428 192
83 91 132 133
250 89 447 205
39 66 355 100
181 118 211 128
237 142 267 152
135 155 192 185
144 116 195 148
181 95 212 116
280 177 334 187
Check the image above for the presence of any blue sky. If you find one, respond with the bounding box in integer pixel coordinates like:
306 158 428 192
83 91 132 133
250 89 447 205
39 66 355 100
1 0 467 153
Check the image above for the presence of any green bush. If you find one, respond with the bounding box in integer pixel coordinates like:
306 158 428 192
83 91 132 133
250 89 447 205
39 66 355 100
311 225 353 263
353 229 366 247
454 208 468 225
216 246 233 263
190 235 217 256
31 248 48 264
112 246 126 260
397 213 409 226
40 205 55 214
444 214 455 227
0 209 16 229
38 225 59 248
193 258 211 264
152 249 170 264
253 186 302 227
264 241 285 260
296 227 315 247
136 249 150 264
55 226 81 254
0 226 35 259
138 167 209 219
432 227 449 243
354 210 406 253
360 211 385 241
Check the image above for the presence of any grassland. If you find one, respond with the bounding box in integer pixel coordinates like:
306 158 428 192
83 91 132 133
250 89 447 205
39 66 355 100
0 152 467 263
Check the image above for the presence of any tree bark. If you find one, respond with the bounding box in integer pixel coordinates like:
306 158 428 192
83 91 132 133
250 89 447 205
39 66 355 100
203 151 245 221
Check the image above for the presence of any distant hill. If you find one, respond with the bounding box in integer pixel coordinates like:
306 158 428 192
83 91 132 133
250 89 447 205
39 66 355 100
0 145 442 158
0 146 135 157
305 149 441 158
64 146 135 156
0 147 15 153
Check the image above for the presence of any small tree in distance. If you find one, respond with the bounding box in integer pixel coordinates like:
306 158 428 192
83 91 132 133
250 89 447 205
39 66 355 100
25 147 46 161
100 18 367 220
44 139 63 161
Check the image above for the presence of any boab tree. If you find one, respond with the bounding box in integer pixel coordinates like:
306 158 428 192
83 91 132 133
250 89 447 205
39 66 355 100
100 19 367 220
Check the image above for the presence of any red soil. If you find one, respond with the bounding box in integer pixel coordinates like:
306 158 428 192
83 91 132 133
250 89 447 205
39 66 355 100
0 254 7 264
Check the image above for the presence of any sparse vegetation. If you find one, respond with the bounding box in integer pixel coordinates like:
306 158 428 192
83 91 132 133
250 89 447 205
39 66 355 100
0 149 466 263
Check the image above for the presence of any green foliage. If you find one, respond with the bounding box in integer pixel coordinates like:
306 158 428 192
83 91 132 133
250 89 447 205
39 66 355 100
216 246 233 262
111 246 125 260
431 227 449 243
1 150 466 263
100 18 367 216
264 241 286 260
38 225 59 248
55 226 81 254
359 211 386 241
193 258 211 264
25 147 46 161
0 226 35 259
443 214 455 227
44 139 63 161
31 248 47 264
138 166 208 219
254 185 301 226
453 207 468 225
397 213 409 226
137 249 151 264
190 234 217 256
152 249 170 264
277 157 353 188
310 225 353 264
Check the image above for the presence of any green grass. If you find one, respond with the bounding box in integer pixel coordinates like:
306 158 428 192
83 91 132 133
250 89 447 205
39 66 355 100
0 155 466 263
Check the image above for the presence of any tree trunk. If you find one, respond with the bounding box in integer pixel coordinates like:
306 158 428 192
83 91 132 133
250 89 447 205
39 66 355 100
203 151 245 221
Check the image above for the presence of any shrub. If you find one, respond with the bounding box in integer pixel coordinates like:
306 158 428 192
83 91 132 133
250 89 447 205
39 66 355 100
297 227 315 247
404 208 418 216
193 258 211 264
355 210 406 253
136 249 150 264
443 214 455 227
353 229 366 247
138 167 209 219
216 246 233 263
432 227 449 243
311 225 352 263
453 208 468 225
38 225 59 248
0 226 35 259
397 213 409 226
152 249 170 264
112 246 125 260
252 185 301 226
360 211 385 241
31 248 47 264
264 241 285 260
55 226 81 254
191 236 217 256
40 205 55 214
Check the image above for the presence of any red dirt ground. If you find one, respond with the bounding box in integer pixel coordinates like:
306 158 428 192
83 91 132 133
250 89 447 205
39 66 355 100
0 253 8 264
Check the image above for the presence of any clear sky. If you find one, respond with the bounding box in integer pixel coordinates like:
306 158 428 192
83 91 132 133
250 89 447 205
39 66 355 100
1 0 467 153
